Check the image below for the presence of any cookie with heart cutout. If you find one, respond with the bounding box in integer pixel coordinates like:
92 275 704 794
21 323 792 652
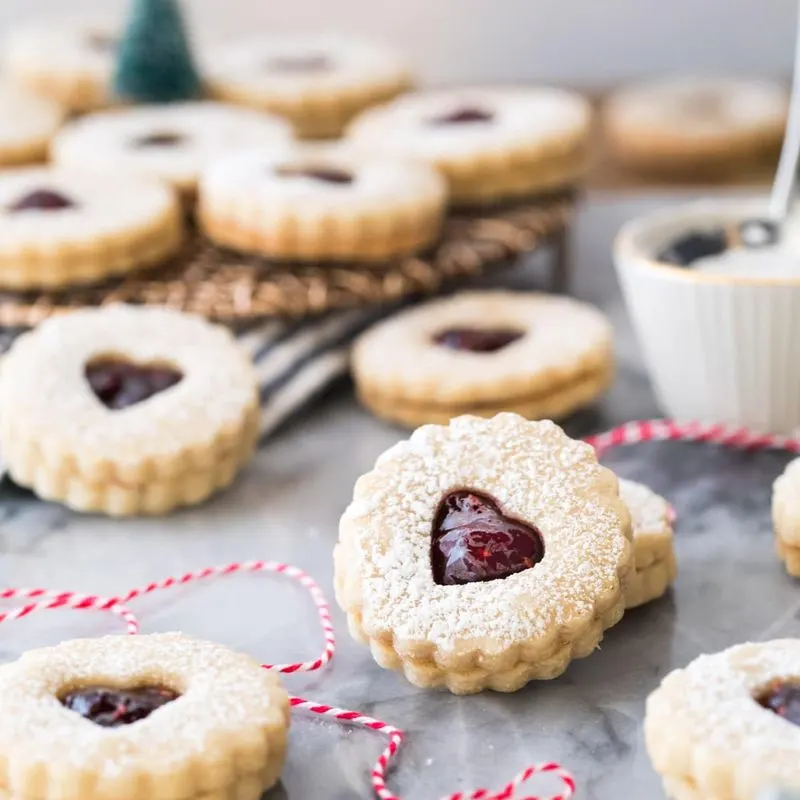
772 458 800 577
0 166 183 290
51 101 293 203
334 413 634 694
204 34 412 139
0 304 260 516
347 86 591 205
618 478 677 609
198 142 447 262
0 82 65 167
351 290 614 427
3 17 118 113
0 632 289 800
645 639 800 799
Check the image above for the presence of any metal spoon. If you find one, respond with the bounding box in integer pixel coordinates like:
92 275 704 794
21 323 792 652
767 0 800 225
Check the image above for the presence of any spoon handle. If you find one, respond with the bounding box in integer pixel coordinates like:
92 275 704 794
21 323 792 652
769 0 800 219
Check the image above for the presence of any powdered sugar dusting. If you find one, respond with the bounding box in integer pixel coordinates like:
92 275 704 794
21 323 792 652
340 413 631 650
0 305 257 465
652 640 800 787
0 632 288 791
619 478 670 535
353 290 612 405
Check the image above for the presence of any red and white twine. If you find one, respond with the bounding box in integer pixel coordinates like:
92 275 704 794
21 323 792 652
0 560 574 800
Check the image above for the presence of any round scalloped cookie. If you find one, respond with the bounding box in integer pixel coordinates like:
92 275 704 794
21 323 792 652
335 413 633 694
204 34 411 139
348 86 591 204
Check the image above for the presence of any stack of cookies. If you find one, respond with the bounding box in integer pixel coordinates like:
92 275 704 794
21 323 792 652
335 413 677 693
352 290 615 427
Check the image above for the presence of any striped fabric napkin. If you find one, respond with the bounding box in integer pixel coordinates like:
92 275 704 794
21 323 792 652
235 306 389 439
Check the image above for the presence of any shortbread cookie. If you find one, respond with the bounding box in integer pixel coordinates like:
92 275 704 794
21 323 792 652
51 101 293 201
604 77 788 176
0 305 260 516
204 34 411 139
3 18 118 112
619 478 676 609
772 458 800 576
198 144 447 262
0 82 64 166
352 291 613 427
335 413 634 694
0 167 183 290
347 87 591 205
645 639 800 799
0 632 289 799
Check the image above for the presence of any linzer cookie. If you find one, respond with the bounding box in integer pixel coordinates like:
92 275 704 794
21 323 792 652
646 639 800 799
0 305 260 516
347 87 591 204
204 34 411 139
773 458 800 577
0 633 289 799
352 290 613 427
198 144 446 262
619 478 676 609
3 18 118 112
0 167 183 290
51 101 294 202
334 413 633 693
604 76 788 176
0 82 64 167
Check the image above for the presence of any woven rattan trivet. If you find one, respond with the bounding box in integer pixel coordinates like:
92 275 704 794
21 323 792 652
0 192 575 326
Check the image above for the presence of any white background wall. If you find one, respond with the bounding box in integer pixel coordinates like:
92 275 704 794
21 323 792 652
0 0 796 87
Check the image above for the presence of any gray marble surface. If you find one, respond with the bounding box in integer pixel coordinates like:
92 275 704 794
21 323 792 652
2 191 793 800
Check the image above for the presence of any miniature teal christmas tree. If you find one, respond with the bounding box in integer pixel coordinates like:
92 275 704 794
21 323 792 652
113 0 202 103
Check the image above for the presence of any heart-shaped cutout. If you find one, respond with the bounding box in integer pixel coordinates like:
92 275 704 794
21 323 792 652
756 680 800 727
8 189 76 213
61 686 179 728
274 164 354 185
429 107 494 125
85 357 183 410
433 327 523 353
431 490 545 585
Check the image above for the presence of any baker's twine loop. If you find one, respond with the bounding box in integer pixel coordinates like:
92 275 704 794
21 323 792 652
0 558 574 800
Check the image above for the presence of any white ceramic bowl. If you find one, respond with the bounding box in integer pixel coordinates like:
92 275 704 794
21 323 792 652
614 197 800 433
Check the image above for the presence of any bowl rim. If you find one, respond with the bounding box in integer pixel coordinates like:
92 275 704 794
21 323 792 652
613 197 800 287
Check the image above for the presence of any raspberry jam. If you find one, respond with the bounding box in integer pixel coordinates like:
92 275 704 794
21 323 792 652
85 358 183 410
133 132 185 147
430 107 494 125
431 490 545 585
7 190 75 213
433 328 523 353
62 686 179 727
274 165 353 185
757 681 800 727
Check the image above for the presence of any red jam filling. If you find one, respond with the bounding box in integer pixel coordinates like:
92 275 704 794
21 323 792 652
132 131 185 147
433 328 523 353
62 686 179 727
274 165 354 185
429 107 494 125
85 358 183 410
757 681 800 727
431 490 545 585
7 190 76 213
